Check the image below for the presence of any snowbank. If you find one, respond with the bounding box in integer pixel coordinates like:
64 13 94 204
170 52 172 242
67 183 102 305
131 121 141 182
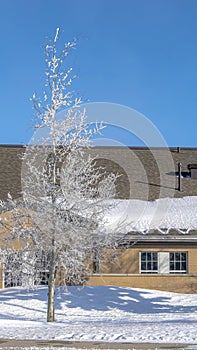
0 286 196 344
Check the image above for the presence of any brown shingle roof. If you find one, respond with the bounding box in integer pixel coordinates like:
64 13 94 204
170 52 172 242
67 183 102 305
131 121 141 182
0 145 197 201
0 145 25 201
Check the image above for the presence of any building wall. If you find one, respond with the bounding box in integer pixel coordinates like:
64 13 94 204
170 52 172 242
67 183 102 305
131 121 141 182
87 274 197 293
98 244 197 274
0 146 197 292
0 264 3 288
86 244 197 293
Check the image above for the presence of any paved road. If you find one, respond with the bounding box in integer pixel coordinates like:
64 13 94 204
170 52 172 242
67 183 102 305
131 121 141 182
0 339 196 350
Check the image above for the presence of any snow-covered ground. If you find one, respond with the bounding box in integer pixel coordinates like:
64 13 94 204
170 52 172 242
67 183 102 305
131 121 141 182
0 286 196 344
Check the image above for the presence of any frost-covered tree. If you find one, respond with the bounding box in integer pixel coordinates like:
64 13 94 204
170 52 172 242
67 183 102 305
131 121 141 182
0 29 120 322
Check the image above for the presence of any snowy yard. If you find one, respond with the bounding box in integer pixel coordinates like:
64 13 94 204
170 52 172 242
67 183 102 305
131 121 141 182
0 286 196 345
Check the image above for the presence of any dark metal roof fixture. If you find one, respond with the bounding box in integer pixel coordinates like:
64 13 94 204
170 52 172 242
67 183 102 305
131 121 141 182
188 164 197 179
178 162 182 191
188 164 197 169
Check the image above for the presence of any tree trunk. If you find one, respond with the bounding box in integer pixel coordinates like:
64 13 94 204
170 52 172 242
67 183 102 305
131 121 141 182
47 245 56 322
47 154 57 322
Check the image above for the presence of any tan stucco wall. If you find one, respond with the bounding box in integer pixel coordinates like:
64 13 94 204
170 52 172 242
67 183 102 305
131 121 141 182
188 249 197 274
88 244 197 293
0 264 3 289
99 245 197 275
87 274 197 293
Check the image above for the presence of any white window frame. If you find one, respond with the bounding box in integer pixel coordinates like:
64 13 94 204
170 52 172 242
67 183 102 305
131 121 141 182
169 252 188 274
140 252 158 274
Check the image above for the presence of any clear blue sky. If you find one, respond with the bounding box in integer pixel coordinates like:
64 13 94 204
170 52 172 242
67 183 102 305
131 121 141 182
1 0 197 146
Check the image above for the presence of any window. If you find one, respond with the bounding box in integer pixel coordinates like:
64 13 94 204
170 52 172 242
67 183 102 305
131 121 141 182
170 252 187 274
3 250 49 287
140 252 158 273
140 251 188 274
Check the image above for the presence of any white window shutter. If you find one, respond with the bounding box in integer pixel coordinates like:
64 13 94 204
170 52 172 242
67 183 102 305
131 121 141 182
158 252 169 274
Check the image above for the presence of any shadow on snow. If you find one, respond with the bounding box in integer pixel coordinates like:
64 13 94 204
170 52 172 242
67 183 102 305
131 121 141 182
57 286 196 314
0 286 196 321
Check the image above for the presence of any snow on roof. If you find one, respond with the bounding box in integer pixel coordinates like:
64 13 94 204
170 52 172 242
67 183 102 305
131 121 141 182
103 196 197 234
13 195 197 235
